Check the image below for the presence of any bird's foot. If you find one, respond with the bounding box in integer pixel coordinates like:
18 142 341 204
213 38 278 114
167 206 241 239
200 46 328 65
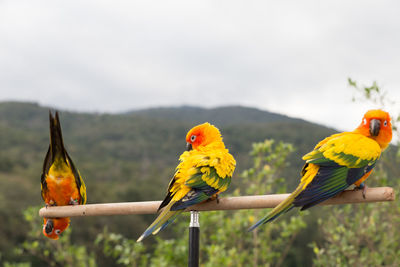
354 183 367 199
69 198 79 205
362 185 368 199
207 194 220 204
46 200 57 208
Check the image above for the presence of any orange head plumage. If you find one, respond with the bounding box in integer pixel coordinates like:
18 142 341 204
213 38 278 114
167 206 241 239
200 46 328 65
185 122 223 151
354 109 392 150
43 217 70 240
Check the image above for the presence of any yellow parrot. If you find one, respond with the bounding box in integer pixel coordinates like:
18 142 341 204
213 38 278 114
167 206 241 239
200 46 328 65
137 122 236 242
249 109 392 230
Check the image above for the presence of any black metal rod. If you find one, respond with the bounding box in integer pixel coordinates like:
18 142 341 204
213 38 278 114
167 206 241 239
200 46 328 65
188 211 200 267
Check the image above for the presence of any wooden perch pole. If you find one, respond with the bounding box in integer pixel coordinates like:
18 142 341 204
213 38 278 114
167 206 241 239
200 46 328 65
39 187 395 218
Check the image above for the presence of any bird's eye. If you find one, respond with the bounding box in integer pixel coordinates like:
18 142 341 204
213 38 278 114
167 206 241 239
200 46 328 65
363 118 367 125
384 120 388 126
55 229 61 235
190 135 196 142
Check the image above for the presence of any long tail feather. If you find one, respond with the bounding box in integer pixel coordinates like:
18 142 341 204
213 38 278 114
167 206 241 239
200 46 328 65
137 201 181 242
49 111 67 164
248 183 305 231
152 210 182 235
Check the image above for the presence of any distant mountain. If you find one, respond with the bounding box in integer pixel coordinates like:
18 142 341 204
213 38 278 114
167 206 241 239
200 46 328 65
129 105 310 126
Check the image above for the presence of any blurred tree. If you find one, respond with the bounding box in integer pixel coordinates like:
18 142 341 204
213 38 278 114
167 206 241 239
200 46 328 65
95 229 149 267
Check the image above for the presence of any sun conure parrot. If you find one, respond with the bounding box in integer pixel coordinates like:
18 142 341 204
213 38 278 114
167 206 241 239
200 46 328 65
41 111 87 239
249 109 392 231
137 122 236 242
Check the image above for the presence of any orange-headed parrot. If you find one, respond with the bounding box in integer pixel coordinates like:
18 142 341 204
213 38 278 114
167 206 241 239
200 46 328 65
249 109 392 230
41 111 87 239
137 122 236 242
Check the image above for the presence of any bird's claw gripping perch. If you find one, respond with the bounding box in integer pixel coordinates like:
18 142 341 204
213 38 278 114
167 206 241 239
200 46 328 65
207 194 220 204
354 183 367 199
362 185 367 199
69 198 79 205
46 200 57 208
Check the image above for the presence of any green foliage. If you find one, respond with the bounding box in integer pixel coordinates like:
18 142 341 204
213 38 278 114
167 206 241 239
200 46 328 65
97 139 308 266
348 78 382 103
95 228 148 266
3 263 32 267
243 139 294 195
311 79 400 266
312 201 400 267
10 206 96 267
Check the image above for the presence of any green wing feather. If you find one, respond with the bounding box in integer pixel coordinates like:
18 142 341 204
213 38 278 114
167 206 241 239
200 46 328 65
186 166 231 192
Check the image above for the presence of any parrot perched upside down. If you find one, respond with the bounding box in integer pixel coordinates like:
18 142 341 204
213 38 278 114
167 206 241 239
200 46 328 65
249 109 392 231
41 111 87 239
137 122 236 242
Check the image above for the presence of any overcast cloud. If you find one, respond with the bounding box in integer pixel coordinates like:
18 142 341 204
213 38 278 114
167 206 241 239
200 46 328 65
1 1 399 131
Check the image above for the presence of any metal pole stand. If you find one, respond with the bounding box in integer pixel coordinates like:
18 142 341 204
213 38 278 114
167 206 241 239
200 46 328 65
188 211 200 267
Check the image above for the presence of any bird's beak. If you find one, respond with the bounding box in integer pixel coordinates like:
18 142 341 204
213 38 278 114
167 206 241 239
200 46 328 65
45 219 54 234
370 119 381 137
186 143 193 151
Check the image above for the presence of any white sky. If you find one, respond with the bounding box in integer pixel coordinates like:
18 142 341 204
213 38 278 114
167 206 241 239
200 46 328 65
1 1 399 131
